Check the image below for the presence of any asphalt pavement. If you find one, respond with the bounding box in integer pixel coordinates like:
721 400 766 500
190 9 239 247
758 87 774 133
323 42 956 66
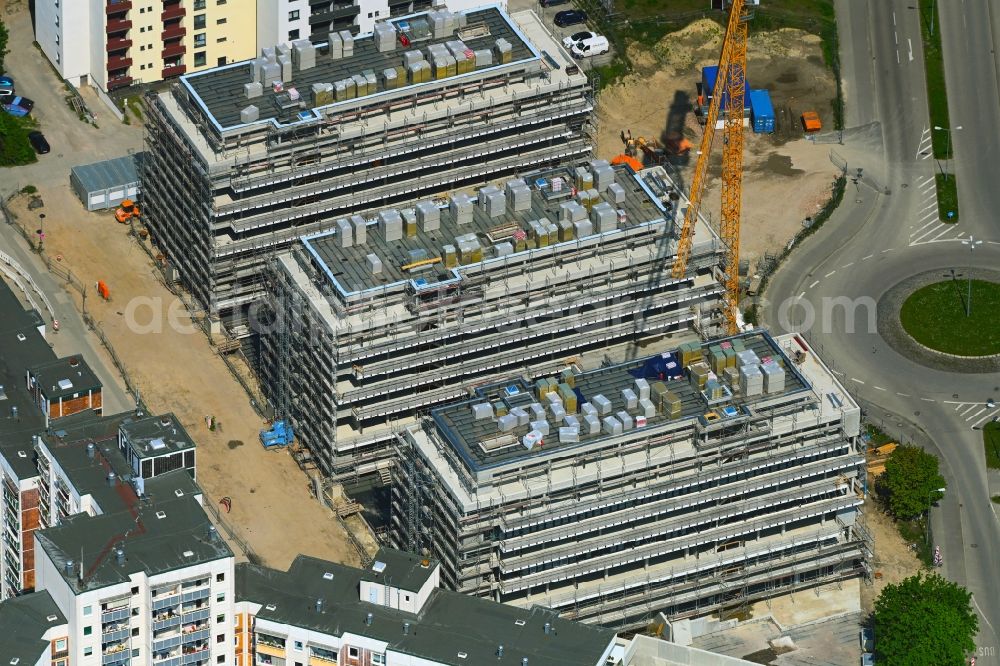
762 0 1000 657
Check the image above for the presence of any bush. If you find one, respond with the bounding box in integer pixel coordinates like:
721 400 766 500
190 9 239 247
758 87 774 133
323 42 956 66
0 113 38 167
20 185 37 194
0 18 9 76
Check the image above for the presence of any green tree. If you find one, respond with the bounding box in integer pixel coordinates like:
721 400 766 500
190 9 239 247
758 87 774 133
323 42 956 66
876 444 945 520
874 572 978 666
0 112 37 167
0 18 8 75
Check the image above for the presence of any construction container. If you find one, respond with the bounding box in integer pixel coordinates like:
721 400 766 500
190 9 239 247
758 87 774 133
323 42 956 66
689 362 712 390
749 89 775 134
335 79 356 101
328 33 343 60
245 82 263 99
382 68 399 90
441 244 457 267
581 402 597 417
311 82 333 106
529 403 546 422
593 166 615 191
560 367 575 388
457 237 483 264
472 402 493 419
401 208 418 237
705 378 725 400
621 388 638 410
493 400 508 417
634 378 650 400
635 415 648 428
559 426 580 443
530 220 548 248
761 361 785 394
709 346 727 374
584 413 601 435
479 185 506 217
240 105 259 123
366 253 383 275
494 38 512 64
498 413 518 432
506 179 531 211
617 411 634 431
663 391 682 419
455 51 474 74
602 416 623 436
591 394 612 416
352 73 368 97
736 350 760 367
335 218 353 248
292 39 317 70
531 420 550 436
591 202 617 233
374 21 397 52
433 56 450 80
339 30 354 57
740 364 763 396
535 378 552 400
575 166 594 190
731 337 746 353
510 406 529 426
474 49 493 68
351 215 367 245
415 201 440 231
277 55 293 82
558 383 577 412
403 50 423 68
573 219 594 237
261 62 282 86
649 381 668 409
701 65 749 112
563 414 579 430
379 209 403 241
554 219 572 242
678 342 703 366
495 241 513 257
638 398 656 418
606 182 626 204
545 223 559 245
450 193 474 224
723 365 740 387
522 430 543 450
724 348 738 368
549 402 566 421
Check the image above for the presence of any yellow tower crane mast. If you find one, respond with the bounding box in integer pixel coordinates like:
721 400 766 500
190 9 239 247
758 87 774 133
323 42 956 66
670 0 753 335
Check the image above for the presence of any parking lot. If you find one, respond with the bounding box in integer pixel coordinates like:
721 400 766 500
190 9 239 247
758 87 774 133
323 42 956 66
509 0 615 71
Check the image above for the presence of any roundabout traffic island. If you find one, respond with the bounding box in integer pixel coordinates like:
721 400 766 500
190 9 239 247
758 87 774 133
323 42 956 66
877 269 1000 373
900 280 1000 356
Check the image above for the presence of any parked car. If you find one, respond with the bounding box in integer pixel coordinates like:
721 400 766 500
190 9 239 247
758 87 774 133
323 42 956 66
562 30 595 49
0 85 13 98
571 35 610 59
540 0 570 7
859 628 874 653
28 131 50 155
554 9 587 26
2 95 34 117
0 75 13 91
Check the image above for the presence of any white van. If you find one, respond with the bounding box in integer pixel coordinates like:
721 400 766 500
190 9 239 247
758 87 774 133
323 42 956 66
571 35 609 59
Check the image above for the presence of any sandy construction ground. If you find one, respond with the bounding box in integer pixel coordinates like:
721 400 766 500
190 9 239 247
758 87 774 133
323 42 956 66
596 20 841 267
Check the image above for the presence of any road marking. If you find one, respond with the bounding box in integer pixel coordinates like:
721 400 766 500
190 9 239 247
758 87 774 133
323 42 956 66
920 183 937 194
809 280 819 288
944 400 971 406
921 151 932 160
831 369 845 377
908 38 913 62
825 270 836 278
896 50 900 64
896 392 911 397
917 174 934 185
850 378 865 385
893 10 896 25
798 291 805 299
921 398 936 402
911 224 948 244
862 254 874 261
873 386 886 391
960 404 979 416
971 411 997 428
894 31 898 45
965 408 987 422
881 248 893 253
842 262 854 268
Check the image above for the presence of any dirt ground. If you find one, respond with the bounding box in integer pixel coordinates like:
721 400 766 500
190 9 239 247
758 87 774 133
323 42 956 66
596 20 841 266
860 497 923 614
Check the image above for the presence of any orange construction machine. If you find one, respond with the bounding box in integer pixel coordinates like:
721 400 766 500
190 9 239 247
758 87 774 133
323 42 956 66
115 199 141 224
800 111 822 133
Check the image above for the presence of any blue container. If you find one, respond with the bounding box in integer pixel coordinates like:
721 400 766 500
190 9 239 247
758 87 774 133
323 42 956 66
749 88 775 134
701 65 749 112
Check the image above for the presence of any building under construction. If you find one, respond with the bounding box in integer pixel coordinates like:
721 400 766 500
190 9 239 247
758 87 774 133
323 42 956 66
390 331 871 630
141 4 594 328
257 161 726 479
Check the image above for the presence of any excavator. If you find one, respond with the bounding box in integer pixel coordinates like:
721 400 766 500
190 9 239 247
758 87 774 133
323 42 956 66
115 199 141 224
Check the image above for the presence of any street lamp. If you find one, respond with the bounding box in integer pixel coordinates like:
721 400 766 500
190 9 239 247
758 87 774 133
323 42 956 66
36 213 46 253
926 487 946 545
933 125 962 179
960 235 982 317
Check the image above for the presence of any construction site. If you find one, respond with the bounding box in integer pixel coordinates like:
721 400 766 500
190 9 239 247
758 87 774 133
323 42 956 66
141 5 595 331
390 330 872 630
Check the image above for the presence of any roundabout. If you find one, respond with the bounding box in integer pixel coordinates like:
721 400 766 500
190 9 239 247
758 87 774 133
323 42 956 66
899 278 1000 356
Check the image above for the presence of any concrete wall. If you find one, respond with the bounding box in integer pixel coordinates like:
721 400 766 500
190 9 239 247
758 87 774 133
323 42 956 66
622 635 758 666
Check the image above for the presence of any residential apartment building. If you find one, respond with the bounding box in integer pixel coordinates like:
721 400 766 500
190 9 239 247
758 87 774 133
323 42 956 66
0 591 69 666
34 0 257 92
391 331 872 630
234 547 617 666
142 4 594 324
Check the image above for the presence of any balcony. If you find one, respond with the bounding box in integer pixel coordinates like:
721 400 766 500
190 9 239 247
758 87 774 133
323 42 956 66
161 43 185 59
107 55 133 71
106 17 132 33
161 63 186 78
181 628 210 644
102 607 130 623
161 25 185 40
106 0 132 13
107 37 133 51
103 628 130 644
153 614 183 632
161 5 185 21
181 646 208 664
153 635 184 652
181 608 210 624
254 643 285 659
102 645 130 665
151 594 181 612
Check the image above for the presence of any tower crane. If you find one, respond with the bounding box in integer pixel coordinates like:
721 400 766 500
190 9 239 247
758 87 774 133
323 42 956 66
670 0 753 335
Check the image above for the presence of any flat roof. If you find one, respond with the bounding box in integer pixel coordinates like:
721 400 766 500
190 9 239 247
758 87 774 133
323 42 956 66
36 470 230 594
361 547 436 592
29 355 102 400
0 590 65 664
119 412 196 458
183 6 536 132
70 153 142 192
237 550 615 666
302 162 668 298
431 330 811 473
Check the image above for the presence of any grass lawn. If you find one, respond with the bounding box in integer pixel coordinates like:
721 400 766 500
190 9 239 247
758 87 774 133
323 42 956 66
899 280 1000 356
985 422 1000 470
918 0 951 159
897 516 933 568
935 173 958 222
865 423 893 447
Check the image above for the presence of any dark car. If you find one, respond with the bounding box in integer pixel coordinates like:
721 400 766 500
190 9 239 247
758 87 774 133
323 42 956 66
554 9 587 26
28 131 50 154
540 0 570 7
2 95 33 117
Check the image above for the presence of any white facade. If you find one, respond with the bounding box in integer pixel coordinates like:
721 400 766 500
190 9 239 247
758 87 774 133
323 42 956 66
34 0 94 87
256 0 312 49
35 542 235 666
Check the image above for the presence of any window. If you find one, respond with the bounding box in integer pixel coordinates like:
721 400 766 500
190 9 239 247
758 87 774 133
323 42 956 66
132 649 140 658
288 29 300 40
217 657 225 664
215 592 225 602
194 0 206 8
83 626 92 636
217 0 227 4
139 26 145 32
131 628 140 637
194 14 206 29
216 613 225 623
83 606 92 616
348 648 359 658
293 641 303 651
194 33 206 47
55 639 67 652
372 655 386 666
216 573 225 583
194 51 207 67
288 10 300 20
217 17 227 24
216 634 225 644
217 55 226 65
139 6 144 11
84 648 93 657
